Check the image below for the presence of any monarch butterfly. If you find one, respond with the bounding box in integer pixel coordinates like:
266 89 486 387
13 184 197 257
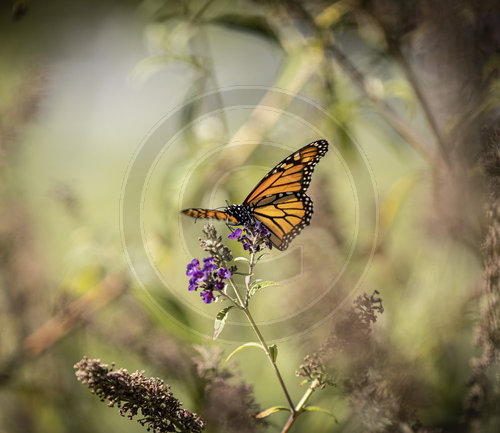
182 139 329 250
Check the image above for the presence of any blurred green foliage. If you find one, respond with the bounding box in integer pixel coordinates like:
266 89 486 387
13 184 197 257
1 0 499 432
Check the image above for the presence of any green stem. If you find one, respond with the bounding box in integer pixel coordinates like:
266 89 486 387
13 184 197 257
228 277 245 307
244 250 256 307
218 290 240 307
241 307 296 413
227 271 295 413
281 379 319 433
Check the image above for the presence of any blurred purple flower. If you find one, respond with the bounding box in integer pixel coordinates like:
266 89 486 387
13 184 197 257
186 257 231 304
201 290 215 304
186 258 200 276
227 221 272 253
203 256 216 272
218 268 231 279
228 228 243 239
254 221 269 237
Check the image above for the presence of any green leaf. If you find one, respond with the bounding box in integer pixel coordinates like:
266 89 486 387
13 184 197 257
225 342 265 362
255 406 291 419
268 344 278 362
248 280 279 298
302 406 337 422
256 253 269 262
234 256 249 263
213 306 233 340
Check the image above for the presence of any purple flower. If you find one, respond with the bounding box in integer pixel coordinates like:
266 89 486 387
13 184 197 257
194 269 206 283
201 290 215 304
203 256 216 272
186 255 234 303
227 222 272 254
188 269 206 291
255 221 269 237
186 258 200 276
218 268 231 279
228 228 242 239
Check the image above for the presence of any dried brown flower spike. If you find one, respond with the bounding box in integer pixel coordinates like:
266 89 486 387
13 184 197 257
74 357 206 433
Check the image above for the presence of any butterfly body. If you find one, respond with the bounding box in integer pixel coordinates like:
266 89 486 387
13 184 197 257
226 204 254 225
182 140 329 250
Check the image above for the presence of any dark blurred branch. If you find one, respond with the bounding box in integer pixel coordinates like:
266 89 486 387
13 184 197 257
0 68 45 162
192 0 215 22
324 42 435 164
276 0 437 163
191 0 230 137
352 4 453 166
11 0 28 20
464 127 500 430
389 43 452 166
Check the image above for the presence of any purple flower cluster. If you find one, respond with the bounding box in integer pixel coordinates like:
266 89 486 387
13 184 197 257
186 257 232 304
227 221 272 252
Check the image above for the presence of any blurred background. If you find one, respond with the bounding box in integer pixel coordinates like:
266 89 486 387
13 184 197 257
1 0 499 432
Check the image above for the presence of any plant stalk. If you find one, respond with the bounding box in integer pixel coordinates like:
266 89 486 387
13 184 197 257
242 306 296 414
280 379 319 433
228 252 296 413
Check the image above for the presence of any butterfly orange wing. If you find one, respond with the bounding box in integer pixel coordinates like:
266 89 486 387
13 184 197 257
244 140 328 250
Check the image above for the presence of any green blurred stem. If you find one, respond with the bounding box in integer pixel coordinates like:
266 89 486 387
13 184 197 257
281 379 320 433
227 277 244 309
227 254 296 413
241 305 296 413
244 250 257 307
219 288 239 306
